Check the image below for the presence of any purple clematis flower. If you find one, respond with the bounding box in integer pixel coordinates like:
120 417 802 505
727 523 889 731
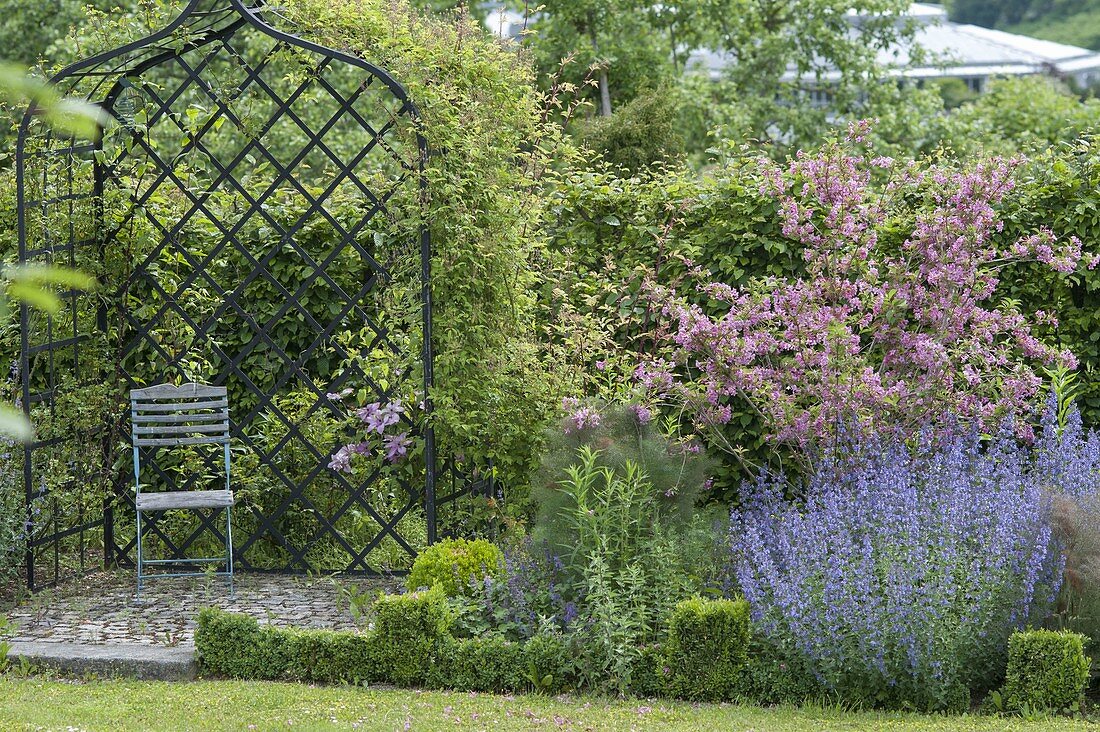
383 432 411 463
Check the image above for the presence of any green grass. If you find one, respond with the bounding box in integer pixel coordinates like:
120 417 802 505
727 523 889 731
2 678 1100 731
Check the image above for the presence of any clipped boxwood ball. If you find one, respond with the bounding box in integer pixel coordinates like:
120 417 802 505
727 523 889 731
407 537 503 597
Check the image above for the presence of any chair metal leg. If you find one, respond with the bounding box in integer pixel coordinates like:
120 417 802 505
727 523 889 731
133 441 142 598
224 441 233 596
226 507 234 597
136 509 143 598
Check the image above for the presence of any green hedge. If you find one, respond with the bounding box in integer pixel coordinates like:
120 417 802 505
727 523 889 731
425 633 574 694
426 635 527 693
284 629 380 684
662 597 750 701
1002 629 1092 713
197 593 764 700
546 142 1100 500
372 586 453 686
193 607 293 680
543 160 796 499
198 597 1085 711
195 591 575 693
195 609 378 684
997 144 1100 424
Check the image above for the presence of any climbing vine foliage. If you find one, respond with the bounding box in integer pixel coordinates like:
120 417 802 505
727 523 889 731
277 0 556 486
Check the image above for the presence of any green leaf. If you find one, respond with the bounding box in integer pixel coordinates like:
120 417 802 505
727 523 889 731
43 97 110 140
0 65 111 140
7 264 96 290
0 404 33 442
6 281 62 313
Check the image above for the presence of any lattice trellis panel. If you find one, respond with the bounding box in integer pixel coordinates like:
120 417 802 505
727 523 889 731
17 0 439 587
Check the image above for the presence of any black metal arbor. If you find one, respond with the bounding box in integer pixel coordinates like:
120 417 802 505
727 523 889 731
15 0 463 588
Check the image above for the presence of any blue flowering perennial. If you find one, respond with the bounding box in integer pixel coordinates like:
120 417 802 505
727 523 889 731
726 415 1095 711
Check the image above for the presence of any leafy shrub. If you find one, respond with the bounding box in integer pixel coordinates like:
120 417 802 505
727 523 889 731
541 159 791 497
628 643 667 698
534 401 712 552
544 133 1100 498
728 423 1067 711
407 538 502 597
457 443 711 693
1002 630 1091 713
662 597 750 701
371 585 452 686
731 634 822 705
576 89 685 174
557 449 706 693
996 140 1100 426
522 632 574 694
644 131 1084 458
449 539 577 641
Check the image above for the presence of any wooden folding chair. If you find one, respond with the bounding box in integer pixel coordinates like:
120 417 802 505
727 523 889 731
130 383 234 596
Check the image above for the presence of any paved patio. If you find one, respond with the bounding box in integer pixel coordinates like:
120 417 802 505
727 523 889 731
2 570 396 649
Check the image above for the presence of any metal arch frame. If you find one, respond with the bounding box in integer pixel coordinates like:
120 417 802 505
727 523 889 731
16 0 439 589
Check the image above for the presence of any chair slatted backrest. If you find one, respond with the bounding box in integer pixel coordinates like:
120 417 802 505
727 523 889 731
130 383 230 448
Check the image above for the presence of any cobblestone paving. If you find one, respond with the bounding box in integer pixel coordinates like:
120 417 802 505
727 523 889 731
2 571 396 648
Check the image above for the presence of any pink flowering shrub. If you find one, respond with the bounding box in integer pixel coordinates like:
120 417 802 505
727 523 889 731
643 125 1092 452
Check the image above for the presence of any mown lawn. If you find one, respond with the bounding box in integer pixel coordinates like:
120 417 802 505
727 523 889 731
2 678 1100 731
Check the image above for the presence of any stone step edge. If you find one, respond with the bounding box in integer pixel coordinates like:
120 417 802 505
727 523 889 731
6 640 198 681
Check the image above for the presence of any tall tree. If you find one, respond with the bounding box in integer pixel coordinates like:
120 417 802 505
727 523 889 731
525 0 914 146
526 0 677 116
693 0 916 147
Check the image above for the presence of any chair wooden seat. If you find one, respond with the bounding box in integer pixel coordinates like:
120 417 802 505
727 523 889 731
136 489 235 511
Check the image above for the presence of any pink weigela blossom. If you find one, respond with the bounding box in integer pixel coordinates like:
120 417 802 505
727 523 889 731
641 129 1086 449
